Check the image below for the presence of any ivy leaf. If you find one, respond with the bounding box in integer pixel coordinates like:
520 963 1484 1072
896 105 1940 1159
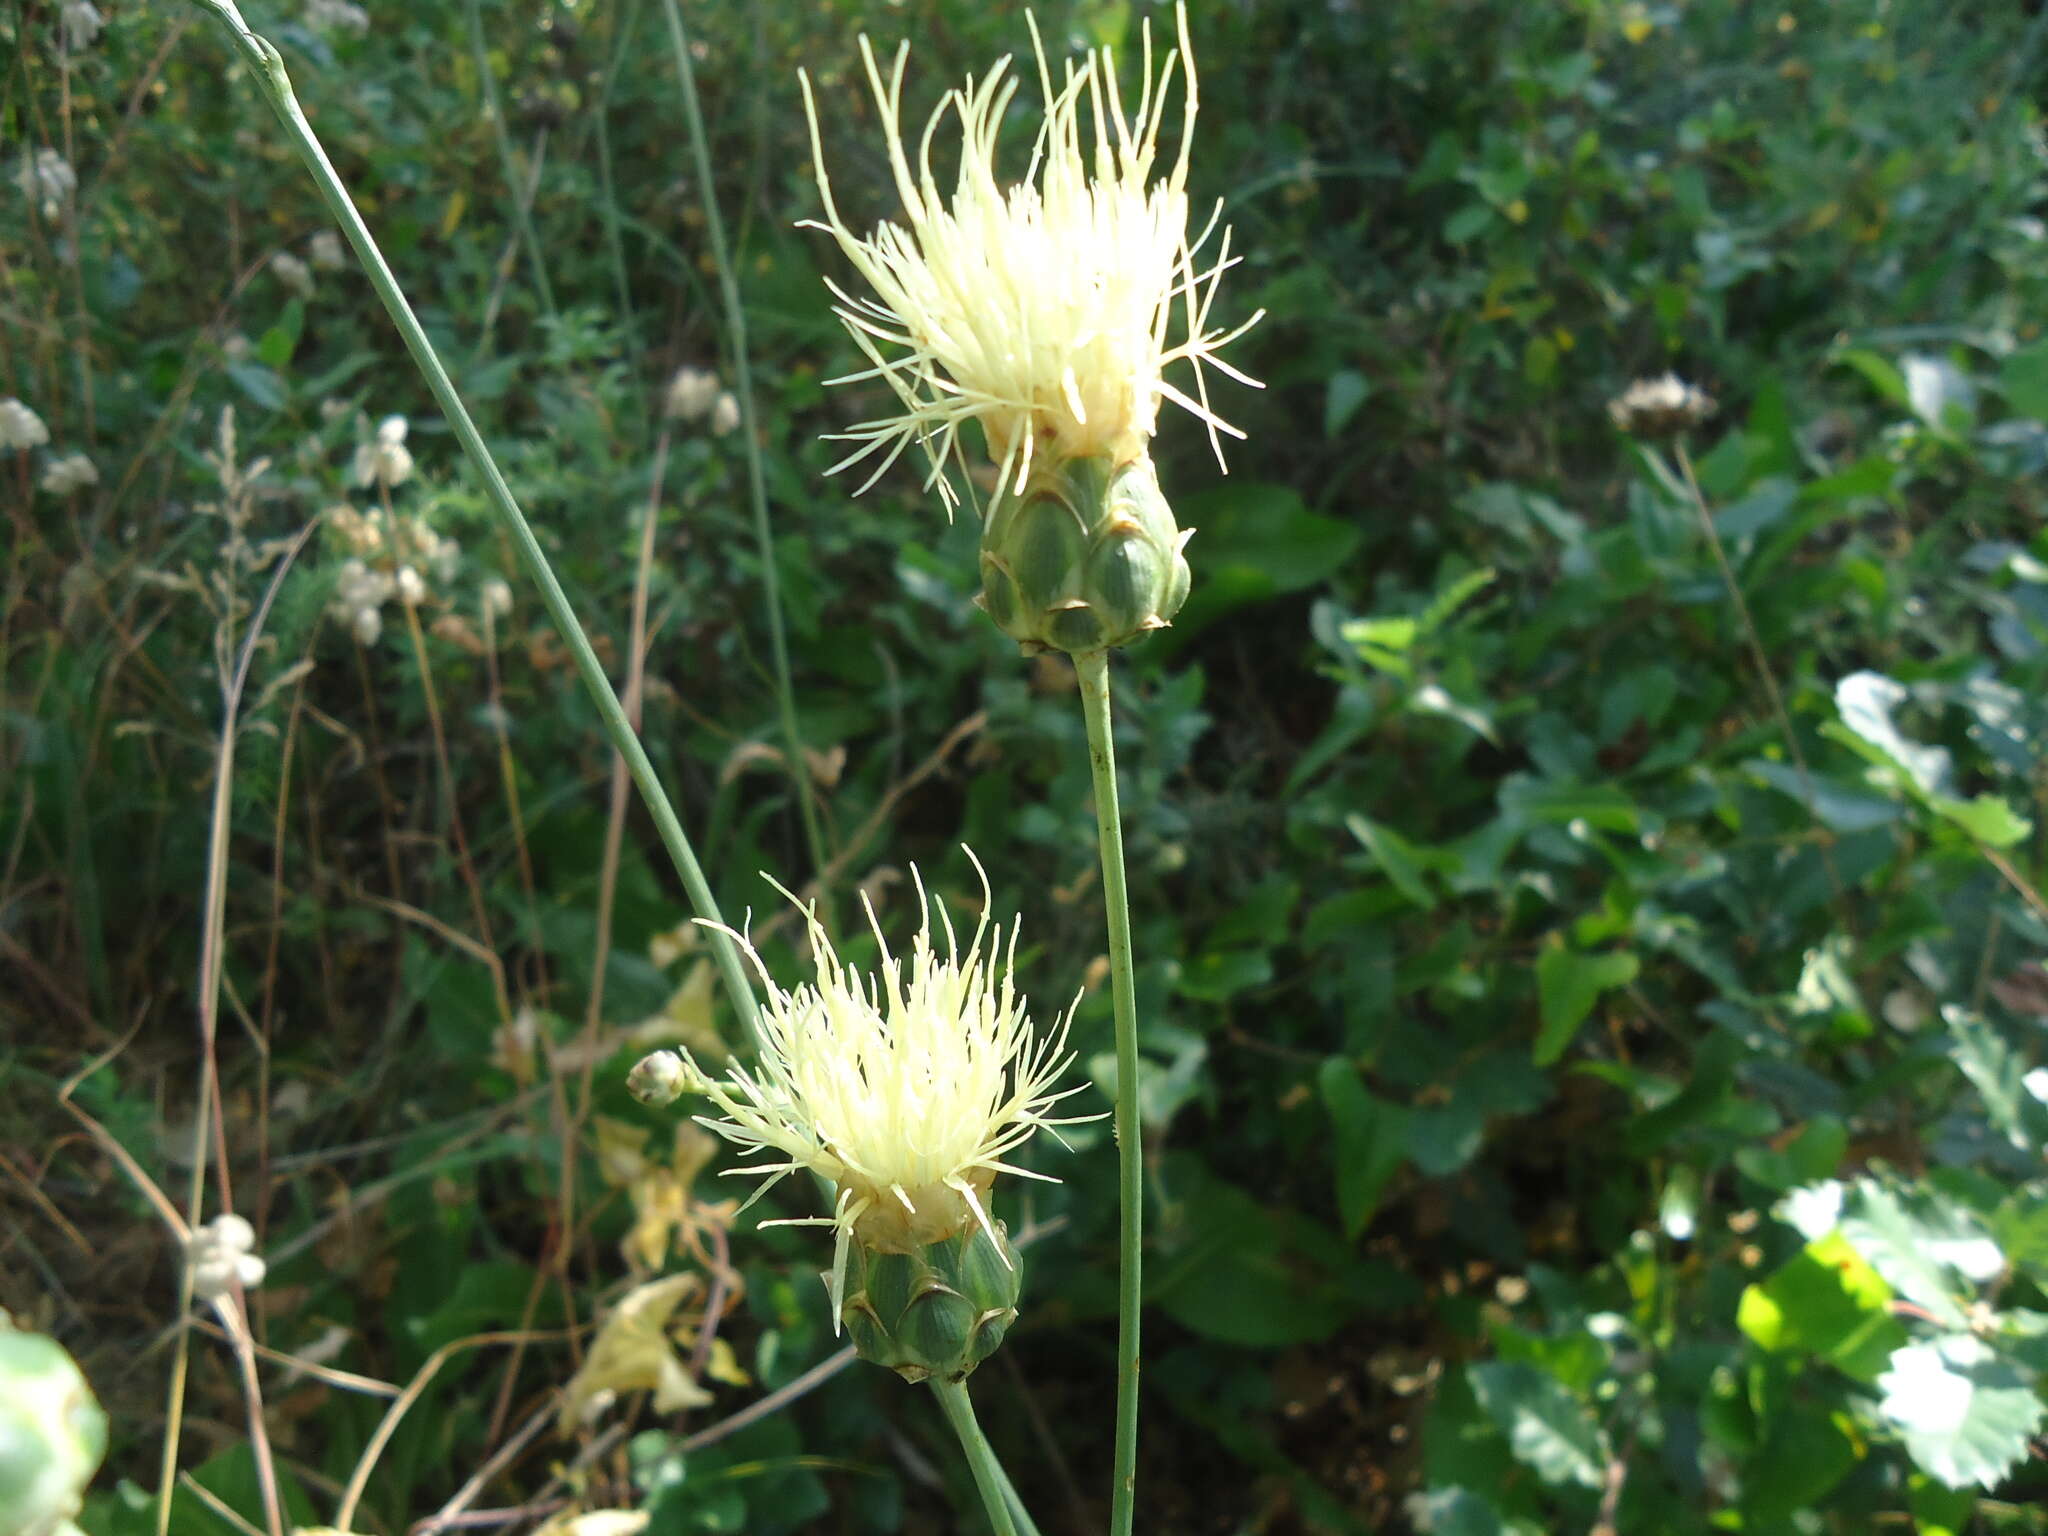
1467 1362 1608 1490
1878 1335 2046 1490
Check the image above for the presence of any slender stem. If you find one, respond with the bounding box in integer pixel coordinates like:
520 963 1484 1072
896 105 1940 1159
931 1379 1022 1536
1671 440 1847 909
656 0 830 899
990 1452 1046 1536
183 0 764 1047
462 0 557 323
1073 648 1142 1536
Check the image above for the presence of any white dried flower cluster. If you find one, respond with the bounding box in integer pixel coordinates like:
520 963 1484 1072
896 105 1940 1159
39 453 97 496
187 1214 266 1301
326 501 462 642
333 560 396 643
481 577 513 618
680 855 1092 1315
305 0 369 35
352 414 415 489
270 250 315 299
664 365 721 421
308 230 347 271
799 3 1258 504
1606 372 1716 438
60 0 104 49
1 397 51 451
12 147 76 221
664 366 742 435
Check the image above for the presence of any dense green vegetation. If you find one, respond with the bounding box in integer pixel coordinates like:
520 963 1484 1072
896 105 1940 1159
6 0 2048 1531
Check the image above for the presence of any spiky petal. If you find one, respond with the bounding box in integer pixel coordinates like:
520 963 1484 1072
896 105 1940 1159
683 854 1093 1320
798 4 1261 509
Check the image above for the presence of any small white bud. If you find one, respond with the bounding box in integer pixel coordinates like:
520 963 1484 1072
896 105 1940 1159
187 1214 266 1301
626 1050 689 1107
352 606 382 645
395 565 425 606
709 391 742 436
482 578 513 617
664 366 722 422
308 230 347 271
270 251 315 300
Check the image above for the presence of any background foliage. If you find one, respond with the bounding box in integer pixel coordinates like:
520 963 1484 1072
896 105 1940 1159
6 0 2048 1531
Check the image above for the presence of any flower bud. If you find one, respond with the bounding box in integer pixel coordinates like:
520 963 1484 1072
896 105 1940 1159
977 454 1192 655
839 1220 1022 1384
627 1050 689 1107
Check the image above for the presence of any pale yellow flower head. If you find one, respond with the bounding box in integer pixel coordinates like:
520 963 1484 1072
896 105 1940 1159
799 4 1260 508
685 854 1090 1317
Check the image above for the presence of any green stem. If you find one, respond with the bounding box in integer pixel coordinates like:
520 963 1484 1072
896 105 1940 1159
184 0 764 1047
656 0 830 899
463 0 558 325
1074 647 1142 1536
931 1379 1024 1536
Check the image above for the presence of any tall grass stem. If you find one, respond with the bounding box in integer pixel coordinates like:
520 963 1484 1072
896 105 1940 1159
655 0 831 901
186 0 766 1045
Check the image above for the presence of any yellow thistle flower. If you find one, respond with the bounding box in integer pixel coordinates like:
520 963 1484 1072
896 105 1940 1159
682 855 1091 1321
799 4 1260 506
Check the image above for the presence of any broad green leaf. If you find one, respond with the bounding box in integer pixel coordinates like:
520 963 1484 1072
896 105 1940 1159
1879 1334 2046 1490
2002 337 2048 420
1929 790 2032 848
1533 944 1638 1065
1318 1058 1408 1237
1834 672 1951 795
1467 1361 1607 1490
1325 368 1371 438
1406 1488 1506 1536
1346 813 1437 909
1945 1010 2037 1148
1839 1182 2001 1329
1834 348 1911 410
1149 1166 1388 1347
1742 1402 1860 1521
1176 947 1274 1002
1736 1232 1905 1382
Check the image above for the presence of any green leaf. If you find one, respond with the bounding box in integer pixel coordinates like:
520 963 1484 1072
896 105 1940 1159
1742 1402 1860 1521
1839 1181 2002 1329
1466 1361 1608 1490
1736 1232 1906 1382
1149 1165 1388 1347
1533 944 1638 1065
2002 338 2048 420
1319 1058 1408 1237
1325 369 1371 438
1175 947 1274 1002
1929 790 2032 848
1834 348 1911 410
1879 1335 2047 1490
1834 671 1950 795
1406 1488 1506 1536
1444 202 1494 243
1346 813 1438 909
